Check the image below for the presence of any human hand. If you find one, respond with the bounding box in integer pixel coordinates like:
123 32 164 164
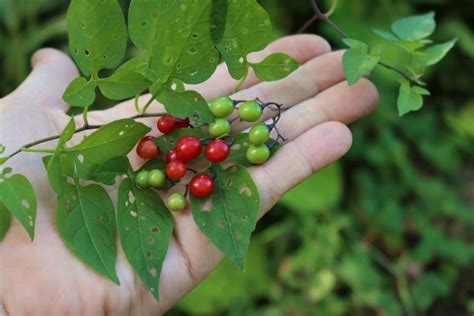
0 34 378 315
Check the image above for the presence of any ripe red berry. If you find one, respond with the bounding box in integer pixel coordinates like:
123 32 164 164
142 135 156 142
166 149 179 163
176 136 202 162
205 140 230 163
176 117 191 129
190 174 215 198
166 160 187 180
157 115 177 134
136 137 159 160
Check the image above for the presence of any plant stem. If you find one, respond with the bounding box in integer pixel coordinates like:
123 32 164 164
5 113 166 162
22 148 57 154
141 95 157 115
304 0 419 85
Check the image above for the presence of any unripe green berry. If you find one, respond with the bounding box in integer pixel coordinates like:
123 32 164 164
246 145 270 165
135 170 150 189
148 169 166 188
210 97 234 118
167 192 186 212
249 124 270 145
208 119 231 137
238 101 263 122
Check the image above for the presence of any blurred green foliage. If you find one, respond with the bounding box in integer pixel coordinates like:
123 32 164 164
1 0 473 315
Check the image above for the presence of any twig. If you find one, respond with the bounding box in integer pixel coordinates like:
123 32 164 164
4 113 166 162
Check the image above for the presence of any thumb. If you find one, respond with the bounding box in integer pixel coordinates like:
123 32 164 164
7 48 79 112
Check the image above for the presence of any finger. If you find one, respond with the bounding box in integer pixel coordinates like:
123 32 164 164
7 48 79 112
269 79 379 141
87 35 332 122
229 50 346 132
191 34 332 100
252 121 353 216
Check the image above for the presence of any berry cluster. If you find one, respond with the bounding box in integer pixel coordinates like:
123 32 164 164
134 97 283 212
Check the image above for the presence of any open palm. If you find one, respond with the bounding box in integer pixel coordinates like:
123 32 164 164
0 35 378 315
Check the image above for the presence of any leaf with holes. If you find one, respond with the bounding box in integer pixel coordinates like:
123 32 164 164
65 119 150 178
227 133 281 167
419 39 457 67
67 0 127 77
94 156 130 185
56 182 119 284
117 178 173 301
0 202 12 241
190 164 260 270
397 81 424 116
156 127 207 153
0 172 37 240
343 48 380 86
98 58 151 101
391 12 436 41
63 77 96 108
157 88 214 125
250 53 299 82
216 0 272 80
129 0 219 85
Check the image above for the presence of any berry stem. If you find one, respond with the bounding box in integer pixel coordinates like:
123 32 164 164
4 112 167 163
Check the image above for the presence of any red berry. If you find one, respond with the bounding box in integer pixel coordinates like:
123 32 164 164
205 140 230 163
142 135 156 142
157 115 177 134
176 136 202 162
136 137 159 160
190 174 215 198
166 160 187 180
166 149 179 163
176 118 191 129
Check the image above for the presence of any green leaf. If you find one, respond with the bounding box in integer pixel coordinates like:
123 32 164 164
397 82 424 116
56 182 119 284
342 38 368 51
0 173 37 240
157 88 214 125
280 163 343 215
98 58 151 101
63 77 96 108
190 165 260 270
0 202 12 241
412 86 431 96
250 53 299 82
391 12 436 41
94 156 130 185
67 0 127 77
373 29 398 42
156 127 207 153
419 39 457 66
58 118 76 149
226 133 281 167
129 0 219 85
117 178 173 301
65 119 150 178
342 48 380 85
216 0 272 80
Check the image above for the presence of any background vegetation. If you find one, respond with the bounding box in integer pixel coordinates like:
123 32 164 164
1 0 473 315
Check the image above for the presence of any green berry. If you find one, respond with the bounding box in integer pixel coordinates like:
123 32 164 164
249 124 270 145
246 145 270 165
210 97 234 118
167 192 186 212
238 101 263 122
148 169 166 188
135 170 150 188
208 119 231 137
